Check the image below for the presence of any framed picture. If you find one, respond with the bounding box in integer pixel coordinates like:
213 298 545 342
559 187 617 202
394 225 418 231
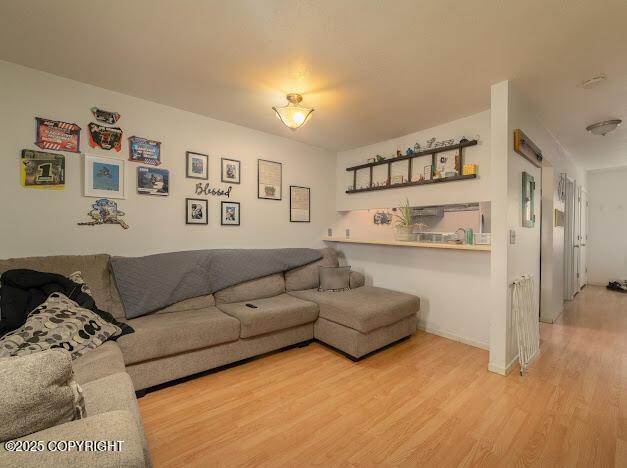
257 159 282 200
35 117 81 153
186 151 208 180
88 123 123 152
221 201 240 226
423 164 432 181
221 158 240 184
290 185 310 222
84 154 125 199
128 136 161 165
137 166 169 196
20 149 65 190
186 198 208 225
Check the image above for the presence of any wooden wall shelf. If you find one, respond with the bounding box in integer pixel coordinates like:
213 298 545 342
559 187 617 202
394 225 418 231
345 139 478 194
324 237 491 252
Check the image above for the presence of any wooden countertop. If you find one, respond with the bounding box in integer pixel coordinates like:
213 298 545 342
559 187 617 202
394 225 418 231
323 237 491 251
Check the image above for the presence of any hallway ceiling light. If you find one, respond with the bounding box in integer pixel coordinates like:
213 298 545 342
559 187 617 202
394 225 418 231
585 119 622 136
272 93 314 130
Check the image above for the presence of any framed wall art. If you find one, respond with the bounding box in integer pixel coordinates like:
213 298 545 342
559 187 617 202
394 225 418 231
290 185 310 222
221 201 240 226
84 154 126 199
258 159 282 200
522 171 536 228
20 149 65 189
186 198 208 225
186 151 208 180
221 158 240 184
35 117 81 153
137 166 169 196
129 136 161 165
88 123 123 152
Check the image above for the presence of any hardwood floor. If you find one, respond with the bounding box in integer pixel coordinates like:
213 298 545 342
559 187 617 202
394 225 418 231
139 285 627 467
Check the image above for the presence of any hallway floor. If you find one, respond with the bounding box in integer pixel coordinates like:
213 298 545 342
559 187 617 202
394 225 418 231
139 285 626 467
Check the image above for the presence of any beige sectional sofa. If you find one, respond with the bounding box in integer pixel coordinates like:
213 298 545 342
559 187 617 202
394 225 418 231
0 248 419 467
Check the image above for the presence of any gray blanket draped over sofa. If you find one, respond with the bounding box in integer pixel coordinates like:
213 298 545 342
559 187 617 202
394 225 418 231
111 248 322 318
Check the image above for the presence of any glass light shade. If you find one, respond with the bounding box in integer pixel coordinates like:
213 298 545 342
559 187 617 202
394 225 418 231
273 94 314 130
586 119 622 136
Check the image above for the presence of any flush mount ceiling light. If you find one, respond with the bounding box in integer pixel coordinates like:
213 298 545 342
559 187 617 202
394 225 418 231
272 93 314 130
585 119 622 136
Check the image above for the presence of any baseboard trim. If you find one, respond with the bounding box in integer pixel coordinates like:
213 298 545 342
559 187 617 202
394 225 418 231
488 355 519 375
416 323 489 351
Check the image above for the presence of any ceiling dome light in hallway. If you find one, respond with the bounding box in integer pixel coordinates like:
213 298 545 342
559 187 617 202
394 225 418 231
585 119 622 136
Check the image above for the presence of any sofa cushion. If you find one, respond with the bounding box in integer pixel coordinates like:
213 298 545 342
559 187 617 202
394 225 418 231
216 293 318 338
72 341 126 385
0 349 85 442
81 372 150 465
0 254 113 315
289 286 419 334
117 307 240 365
285 248 339 291
214 273 285 304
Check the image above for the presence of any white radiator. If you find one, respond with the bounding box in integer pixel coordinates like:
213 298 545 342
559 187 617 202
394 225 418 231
512 275 539 375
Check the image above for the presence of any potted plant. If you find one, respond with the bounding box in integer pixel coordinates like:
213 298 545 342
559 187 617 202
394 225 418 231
393 199 428 241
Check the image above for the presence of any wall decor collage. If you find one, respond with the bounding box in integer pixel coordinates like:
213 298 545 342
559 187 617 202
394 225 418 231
20 109 311 230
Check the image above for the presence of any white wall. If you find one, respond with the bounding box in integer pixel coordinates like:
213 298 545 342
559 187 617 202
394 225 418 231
587 166 627 285
331 110 493 350
0 61 336 259
488 81 586 374
336 111 491 211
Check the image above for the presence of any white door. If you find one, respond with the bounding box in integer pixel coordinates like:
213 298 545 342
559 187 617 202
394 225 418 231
579 191 588 288
564 178 576 300
574 185 582 294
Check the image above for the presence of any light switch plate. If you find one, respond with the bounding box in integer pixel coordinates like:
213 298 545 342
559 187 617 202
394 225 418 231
345 229 350 239
509 229 516 244
327 228 332 237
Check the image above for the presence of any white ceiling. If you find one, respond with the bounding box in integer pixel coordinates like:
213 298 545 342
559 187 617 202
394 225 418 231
1 0 626 169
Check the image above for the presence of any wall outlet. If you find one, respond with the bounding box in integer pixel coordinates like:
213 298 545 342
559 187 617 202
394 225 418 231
509 229 516 245
345 229 350 239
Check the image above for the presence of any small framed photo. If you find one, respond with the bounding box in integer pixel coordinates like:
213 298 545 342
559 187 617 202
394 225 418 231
290 185 310 223
221 201 240 226
221 158 240 184
423 165 432 181
137 166 169 196
186 198 208 225
258 159 282 200
186 151 209 180
84 154 126 199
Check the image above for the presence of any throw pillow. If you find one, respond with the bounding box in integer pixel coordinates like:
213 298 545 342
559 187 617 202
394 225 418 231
0 292 123 360
318 266 351 292
0 348 85 442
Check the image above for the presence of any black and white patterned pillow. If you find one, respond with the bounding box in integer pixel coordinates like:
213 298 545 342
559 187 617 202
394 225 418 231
0 292 123 360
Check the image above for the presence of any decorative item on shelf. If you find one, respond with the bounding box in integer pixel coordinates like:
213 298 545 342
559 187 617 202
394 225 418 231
450 228 466 245
272 93 314 130
88 123 122 152
221 158 240 184
77 198 128 230
465 228 474 245
91 107 120 125
290 185 310 222
186 151 208 180
435 151 459 179
391 175 405 185
84 154 126 199
35 118 81 153
423 165 432 181
367 157 376 163
20 149 65 189
396 150 402 158
137 166 169 196
474 232 491 245
221 201 240 226
195 183 232 198
258 159 282 200
413 142 421 152
463 164 478 175
185 198 208 225
373 210 392 225
375 155 385 162
405 147 413 156
426 137 436 149
128 136 161 165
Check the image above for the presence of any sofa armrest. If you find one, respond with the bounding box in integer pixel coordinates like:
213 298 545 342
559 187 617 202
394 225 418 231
350 271 365 289
0 411 146 468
